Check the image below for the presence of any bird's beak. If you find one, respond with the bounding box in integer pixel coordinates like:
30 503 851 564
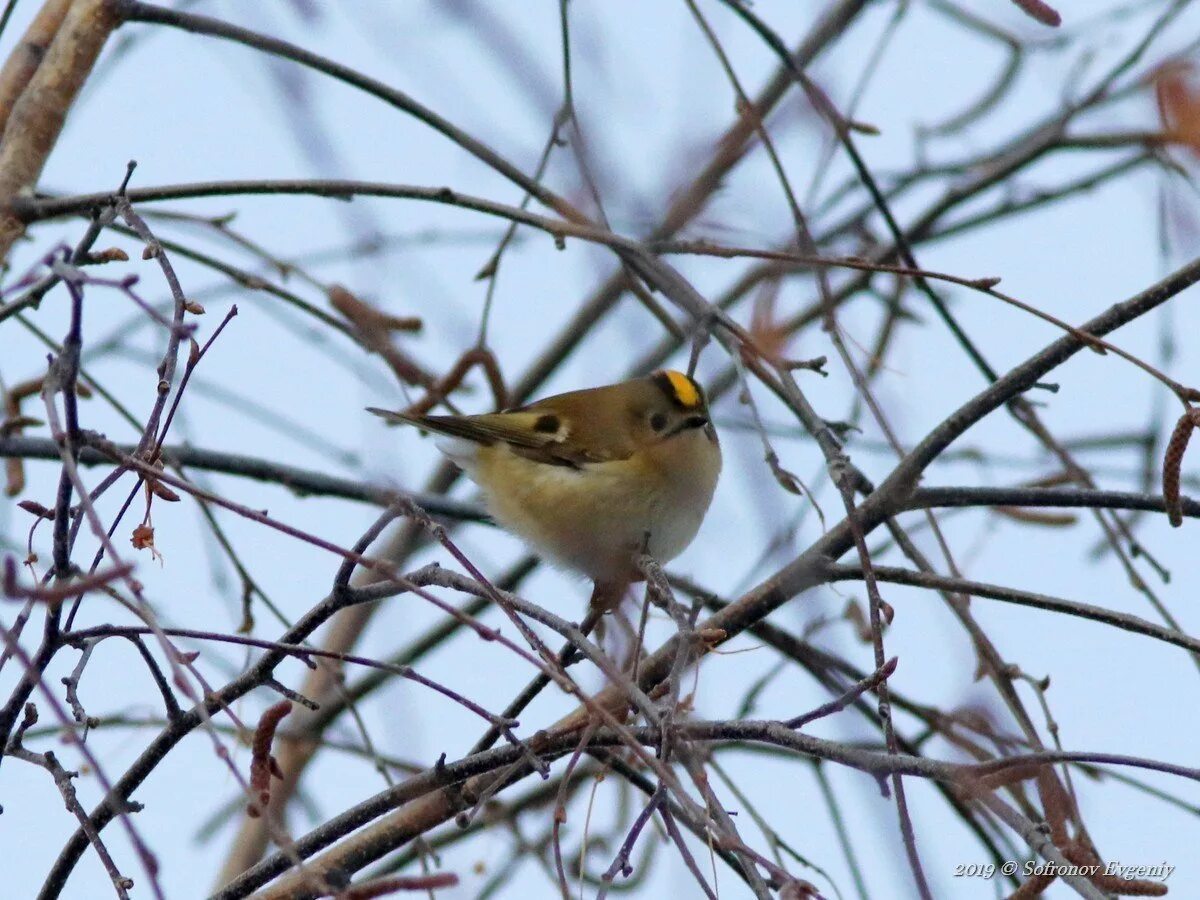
668 414 709 437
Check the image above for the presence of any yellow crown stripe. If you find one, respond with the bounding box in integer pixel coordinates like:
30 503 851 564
663 370 701 408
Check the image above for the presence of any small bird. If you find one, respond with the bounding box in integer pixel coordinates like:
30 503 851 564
369 370 721 607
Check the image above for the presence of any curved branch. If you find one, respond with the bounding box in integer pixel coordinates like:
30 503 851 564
827 563 1200 657
908 484 1200 518
108 0 582 221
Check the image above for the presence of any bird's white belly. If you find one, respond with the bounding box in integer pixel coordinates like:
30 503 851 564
456 443 717 583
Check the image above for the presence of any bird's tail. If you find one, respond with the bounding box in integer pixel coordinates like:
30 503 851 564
366 407 494 444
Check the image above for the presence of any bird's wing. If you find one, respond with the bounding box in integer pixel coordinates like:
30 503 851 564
367 407 625 467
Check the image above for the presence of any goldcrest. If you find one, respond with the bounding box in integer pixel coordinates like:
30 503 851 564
369 370 721 589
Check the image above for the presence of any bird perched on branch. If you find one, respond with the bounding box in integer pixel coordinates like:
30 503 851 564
369 370 721 609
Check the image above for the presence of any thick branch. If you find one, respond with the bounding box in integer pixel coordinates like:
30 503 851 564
0 0 117 261
0 0 72 139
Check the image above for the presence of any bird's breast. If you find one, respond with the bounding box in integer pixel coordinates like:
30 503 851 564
463 435 720 582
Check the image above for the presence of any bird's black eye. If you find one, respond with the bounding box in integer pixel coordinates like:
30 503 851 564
649 412 668 432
